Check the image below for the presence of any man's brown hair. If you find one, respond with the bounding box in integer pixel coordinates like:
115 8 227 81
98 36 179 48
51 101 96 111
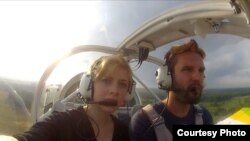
164 39 206 72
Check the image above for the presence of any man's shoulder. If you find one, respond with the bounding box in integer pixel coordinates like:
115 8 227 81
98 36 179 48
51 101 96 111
131 106 145 120
130 104 157 125
131 103 163 122
193 105 210 114
134 103 162 113
193 104 213 124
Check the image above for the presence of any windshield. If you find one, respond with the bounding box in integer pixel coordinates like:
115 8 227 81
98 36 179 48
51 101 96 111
0 0 250 135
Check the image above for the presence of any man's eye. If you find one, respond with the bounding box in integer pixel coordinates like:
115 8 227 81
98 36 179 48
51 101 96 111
200 68 205 73
183 68 192 71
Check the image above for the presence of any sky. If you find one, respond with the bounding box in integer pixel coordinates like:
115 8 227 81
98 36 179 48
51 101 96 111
0 1 102 81
149 35 250 89
0 0 190 81
0 1 249 89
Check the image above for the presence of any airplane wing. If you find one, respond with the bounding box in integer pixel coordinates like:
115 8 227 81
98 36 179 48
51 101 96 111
217 107 250 124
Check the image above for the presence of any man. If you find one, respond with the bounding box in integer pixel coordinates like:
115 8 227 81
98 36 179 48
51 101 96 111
129 39 213 141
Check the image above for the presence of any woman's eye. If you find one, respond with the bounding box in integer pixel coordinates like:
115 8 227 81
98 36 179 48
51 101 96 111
101 78 111 84
119 82 128 89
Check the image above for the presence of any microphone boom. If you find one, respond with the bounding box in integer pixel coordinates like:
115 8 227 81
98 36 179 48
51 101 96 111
87 99 117 106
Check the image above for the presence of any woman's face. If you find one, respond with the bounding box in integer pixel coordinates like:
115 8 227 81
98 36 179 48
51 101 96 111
93 67 130 114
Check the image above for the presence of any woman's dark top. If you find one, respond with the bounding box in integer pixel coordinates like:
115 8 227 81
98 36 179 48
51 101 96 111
14 107 130 141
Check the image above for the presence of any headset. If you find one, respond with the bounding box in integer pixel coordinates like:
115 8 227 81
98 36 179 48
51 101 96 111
155 59 206 90
155 65 172 90
78 73 135 103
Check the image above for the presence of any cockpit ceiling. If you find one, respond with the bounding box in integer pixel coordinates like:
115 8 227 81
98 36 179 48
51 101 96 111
122 16 250 51
118 0 250 53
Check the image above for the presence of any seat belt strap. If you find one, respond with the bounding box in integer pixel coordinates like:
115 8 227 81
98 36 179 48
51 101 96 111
143 104 172 141
142 104 203 141
194 104 203 125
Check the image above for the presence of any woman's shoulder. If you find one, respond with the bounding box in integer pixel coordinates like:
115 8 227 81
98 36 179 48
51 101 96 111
41 106 86 123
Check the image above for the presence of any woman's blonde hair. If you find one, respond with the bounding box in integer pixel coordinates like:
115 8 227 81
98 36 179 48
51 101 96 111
90 55 132 83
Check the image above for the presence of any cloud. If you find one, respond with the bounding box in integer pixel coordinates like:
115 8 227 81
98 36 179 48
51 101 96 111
205 37 250 88
149 35 250 89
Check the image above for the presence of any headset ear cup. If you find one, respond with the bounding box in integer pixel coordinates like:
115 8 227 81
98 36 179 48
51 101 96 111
155 65 172 90
79 73 92 100
203 75 207 88
126 80 136 101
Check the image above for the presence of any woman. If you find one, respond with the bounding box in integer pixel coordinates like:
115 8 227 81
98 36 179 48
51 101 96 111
1 55 132 141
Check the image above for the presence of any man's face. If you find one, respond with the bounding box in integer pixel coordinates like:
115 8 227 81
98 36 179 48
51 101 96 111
171 52 205 104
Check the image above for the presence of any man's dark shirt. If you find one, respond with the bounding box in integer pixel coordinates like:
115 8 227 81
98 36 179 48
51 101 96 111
129 102 213 141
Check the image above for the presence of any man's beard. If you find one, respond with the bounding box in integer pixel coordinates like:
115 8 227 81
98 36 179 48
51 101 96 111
172 82 203 104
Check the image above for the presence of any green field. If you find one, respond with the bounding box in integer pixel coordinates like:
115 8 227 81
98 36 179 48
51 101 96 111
200 88 250 122
0 93 32 135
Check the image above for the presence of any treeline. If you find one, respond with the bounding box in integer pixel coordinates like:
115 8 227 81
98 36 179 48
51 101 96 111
200 91 250 123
